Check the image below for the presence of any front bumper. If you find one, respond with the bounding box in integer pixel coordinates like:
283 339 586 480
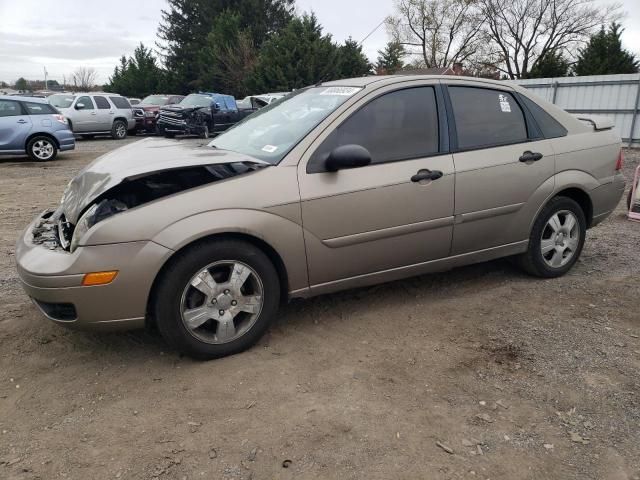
53 129 75 151
15 213 173 332
135 116 158 132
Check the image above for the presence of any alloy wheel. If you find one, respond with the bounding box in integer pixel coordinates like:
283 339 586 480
180 261 264 344
115 122 127 138
540 210 580 268
31 139 54 160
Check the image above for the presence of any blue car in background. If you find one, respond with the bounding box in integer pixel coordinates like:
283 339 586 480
0 95 75 161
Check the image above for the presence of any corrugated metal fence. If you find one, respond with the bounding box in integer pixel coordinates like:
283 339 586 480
511 74 640 147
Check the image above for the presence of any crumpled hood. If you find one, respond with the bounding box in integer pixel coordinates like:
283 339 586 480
60 137 269 224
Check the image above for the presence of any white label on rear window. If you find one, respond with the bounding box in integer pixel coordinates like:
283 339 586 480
262 145 278 153
499 94 511 112
320 87 361 96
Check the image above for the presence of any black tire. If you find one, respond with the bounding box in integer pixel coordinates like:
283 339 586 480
153 239 281 360
200 124 209 139
111 119 128 140
164 132 176 139
517 196 586 278
26 135 58 162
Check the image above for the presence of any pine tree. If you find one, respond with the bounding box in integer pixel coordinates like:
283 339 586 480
574 23 639 76
336 38 372 78
376 42 405 74
527 50 569 78
247 14 342 92
157 0 294 93
105 44 166 98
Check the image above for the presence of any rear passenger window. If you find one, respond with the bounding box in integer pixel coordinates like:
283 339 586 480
93 96 111 109
0 100 22 117
309 87 439 172
23 102 56 115
449 87 527 150
109 96 131 109
519 94 567 139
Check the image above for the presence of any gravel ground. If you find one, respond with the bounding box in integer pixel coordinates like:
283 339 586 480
0 138 639 480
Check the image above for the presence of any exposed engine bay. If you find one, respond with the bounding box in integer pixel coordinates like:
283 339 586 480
31 162 267 252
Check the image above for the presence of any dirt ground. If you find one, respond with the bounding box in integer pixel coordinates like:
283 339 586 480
1 137 639 480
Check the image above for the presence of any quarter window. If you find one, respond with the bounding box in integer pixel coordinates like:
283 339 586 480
0 100 22 117
310 87 439 172
449 87 527 150
519 94 567 139
76 96 94 110
93 96 111 109
109 96 131 109
23 102 57 115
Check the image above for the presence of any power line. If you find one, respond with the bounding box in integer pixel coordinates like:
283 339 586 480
359 18 386 46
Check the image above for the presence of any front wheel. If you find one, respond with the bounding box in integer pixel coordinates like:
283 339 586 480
517 196 586 278
153 240 280 360
27 136 57 161
111 119 128 140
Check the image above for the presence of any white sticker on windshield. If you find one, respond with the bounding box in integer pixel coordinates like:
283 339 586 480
320 87 361 96
262 145 278 153
499 94 511 113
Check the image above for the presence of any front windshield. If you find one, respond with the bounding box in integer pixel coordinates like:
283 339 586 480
180 94 211 107
49 94 75 108
209 86 362 164
140 95 169 106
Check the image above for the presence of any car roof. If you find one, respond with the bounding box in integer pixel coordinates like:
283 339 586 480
0 94 49 103
321 75 510 89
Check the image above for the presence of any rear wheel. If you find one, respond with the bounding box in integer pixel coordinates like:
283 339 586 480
26 136 57 161
111 119 128 140
517 196 586 278
153 239 280 360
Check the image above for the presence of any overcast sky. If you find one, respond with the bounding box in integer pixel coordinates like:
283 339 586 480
0 0 638 84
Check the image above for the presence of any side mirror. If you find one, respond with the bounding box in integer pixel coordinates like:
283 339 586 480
325 144 372 172
75 103 85 110
213 102 221 112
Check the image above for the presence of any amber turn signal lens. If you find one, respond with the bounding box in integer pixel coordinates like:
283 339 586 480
82 271 118 286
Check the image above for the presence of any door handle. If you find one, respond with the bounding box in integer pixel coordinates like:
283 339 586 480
411 169 443 182
91 112 97 115
519 151 543 162
17 119 27 124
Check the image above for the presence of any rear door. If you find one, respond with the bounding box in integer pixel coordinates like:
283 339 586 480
298 83 455 287
445 82 555 255
92 95 113 131
72 96 97 132
0 99 32 151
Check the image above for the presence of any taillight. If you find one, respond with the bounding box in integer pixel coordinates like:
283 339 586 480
615 149 624 171
53 114 68 125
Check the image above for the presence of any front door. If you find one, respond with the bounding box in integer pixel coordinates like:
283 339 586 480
298 84 455 288
445 84 555 255
72 96 97 132
0 99 32 151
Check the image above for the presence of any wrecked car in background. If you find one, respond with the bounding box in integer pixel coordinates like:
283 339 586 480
133 94 184 134
156 93 256 139
16 76 625 361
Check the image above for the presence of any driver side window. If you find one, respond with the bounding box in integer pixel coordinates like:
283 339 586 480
308 86 440 173
76 96 94 110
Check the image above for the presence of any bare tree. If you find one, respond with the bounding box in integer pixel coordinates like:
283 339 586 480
386 0 487 68
70 67 98 91
478 0 621 79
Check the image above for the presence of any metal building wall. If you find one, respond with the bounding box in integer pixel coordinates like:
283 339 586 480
511 74 640 147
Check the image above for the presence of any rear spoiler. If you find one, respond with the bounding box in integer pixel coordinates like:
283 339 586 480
574 114 615 131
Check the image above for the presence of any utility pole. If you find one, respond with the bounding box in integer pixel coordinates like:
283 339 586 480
44 66 48 91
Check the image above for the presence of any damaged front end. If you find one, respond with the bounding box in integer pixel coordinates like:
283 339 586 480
33 160 268 253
